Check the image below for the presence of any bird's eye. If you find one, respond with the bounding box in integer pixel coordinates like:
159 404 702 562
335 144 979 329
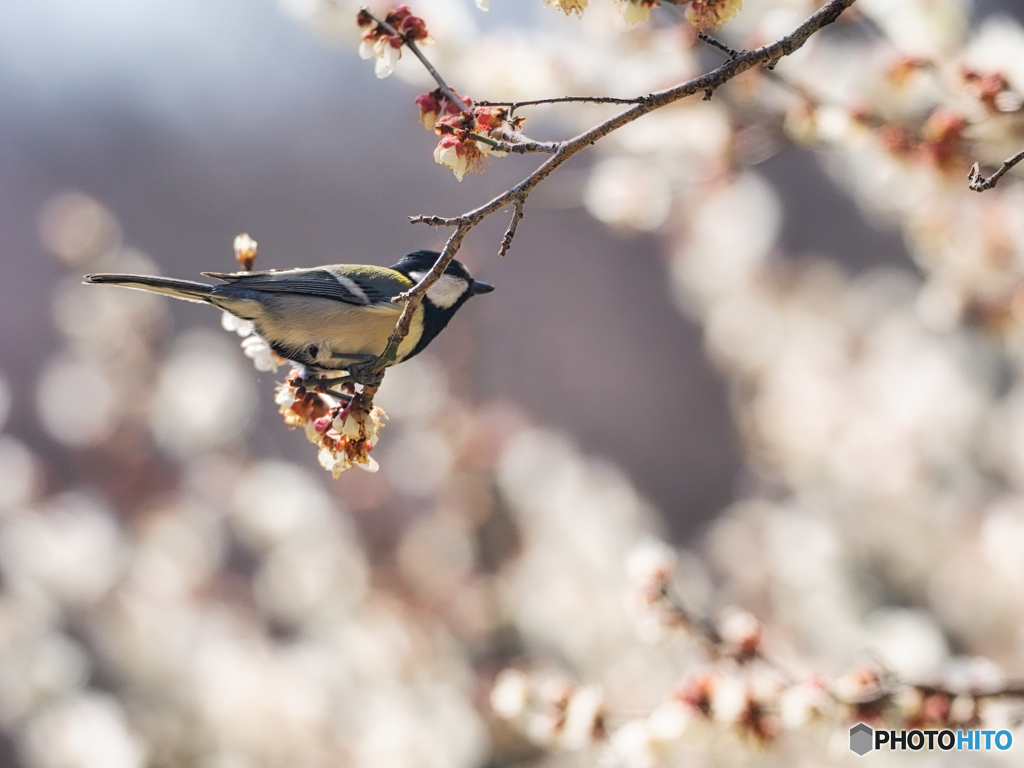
308 345 319 359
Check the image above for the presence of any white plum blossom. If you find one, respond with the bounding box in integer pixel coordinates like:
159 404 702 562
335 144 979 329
240 333 280 373
626 538 677 591
490 669 530 718
433 137 469 181
220 311 254 337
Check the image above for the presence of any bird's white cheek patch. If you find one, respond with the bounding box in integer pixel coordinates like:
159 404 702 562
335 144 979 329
422 274 467 309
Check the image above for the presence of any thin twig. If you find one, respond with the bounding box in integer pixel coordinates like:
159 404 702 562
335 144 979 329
969 149 1024 192
371 225 471 374
475 95 649 110
374 0 858 370
468 133 559 153
498 200 525 258
489 139 561 155
697 32 740 59
362 7 472 114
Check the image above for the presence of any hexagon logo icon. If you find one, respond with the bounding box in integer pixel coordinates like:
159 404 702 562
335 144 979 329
850 723 873 756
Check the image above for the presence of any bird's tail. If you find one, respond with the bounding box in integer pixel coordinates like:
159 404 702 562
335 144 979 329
84 273 215 304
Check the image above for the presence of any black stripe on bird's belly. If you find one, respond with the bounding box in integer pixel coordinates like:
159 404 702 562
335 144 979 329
267 339 321 372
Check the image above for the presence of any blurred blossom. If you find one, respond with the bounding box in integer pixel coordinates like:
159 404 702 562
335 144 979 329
990 387 1024 488
943 655 1007 693
128 500 225 600
230 460 340 549
350 684 488 768
150 329 256 457
584 156 672 231
253 524 369 622
24 633 90 704
865 608 950 681
671 173 782 308
979 498 1024 583
0 494 126 605
373 355 449 423
498 428 664 671
278 0 322 21
23 694 145 768
963 18 1024 97
491 669 530 719
612 105 732 161
52 269 166 362
764 510 840 591
561 685 604 748
626 538 677 589
717 607 760 654
646 700 689 741
0 626 90 727
859 0 968 58
35 354 118 448
778 682 831 729
710 675 749 724
610 718 659 768
38 192 122 266
0 437 38 511
397 511 475 599
383 428 453 497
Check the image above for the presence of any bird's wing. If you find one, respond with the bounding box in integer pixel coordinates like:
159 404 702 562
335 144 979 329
202 265 413 307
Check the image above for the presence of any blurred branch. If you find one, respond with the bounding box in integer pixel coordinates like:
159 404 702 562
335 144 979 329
969 149 1024 192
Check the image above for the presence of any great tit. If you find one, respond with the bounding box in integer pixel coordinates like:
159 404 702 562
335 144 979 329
85 249 494 373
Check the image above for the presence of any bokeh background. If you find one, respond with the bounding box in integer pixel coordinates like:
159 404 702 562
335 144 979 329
3 0 1024 766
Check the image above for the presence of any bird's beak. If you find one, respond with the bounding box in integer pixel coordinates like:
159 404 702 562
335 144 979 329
470 280 495 295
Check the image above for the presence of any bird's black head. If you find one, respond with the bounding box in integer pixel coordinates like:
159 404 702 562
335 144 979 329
390 250 494 310
390 249 494 359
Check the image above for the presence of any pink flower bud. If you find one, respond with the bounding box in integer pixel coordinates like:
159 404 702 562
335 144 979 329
400 14 429 41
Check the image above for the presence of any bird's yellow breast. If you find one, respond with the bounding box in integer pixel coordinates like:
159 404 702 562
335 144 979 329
251 296 423 367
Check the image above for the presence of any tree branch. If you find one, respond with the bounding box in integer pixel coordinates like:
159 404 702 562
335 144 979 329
468 133 559 154
370 0 858 376
476 95 648 110
369 225 472 375
489 138 561 154
969 149 1024 192
697 32 740 59
498 199 525 258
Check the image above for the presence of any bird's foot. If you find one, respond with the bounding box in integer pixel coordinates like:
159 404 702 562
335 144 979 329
299 374 355 403
346 361 385 389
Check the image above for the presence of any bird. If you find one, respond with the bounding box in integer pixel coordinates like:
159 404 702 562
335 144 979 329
84 249 493 379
